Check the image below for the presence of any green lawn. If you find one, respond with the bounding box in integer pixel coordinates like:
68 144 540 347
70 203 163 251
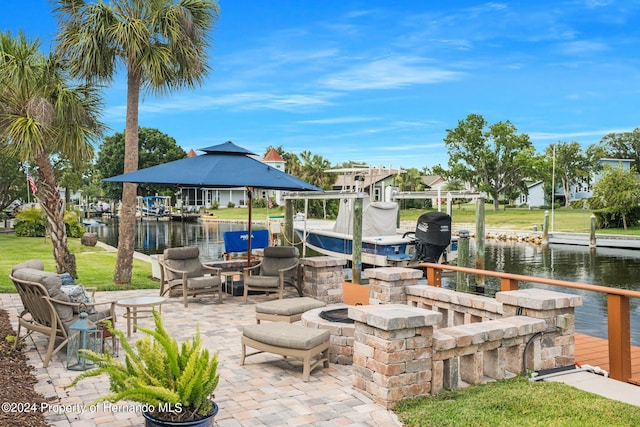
0 234 157 293
214 204 640 234
396 375 640 427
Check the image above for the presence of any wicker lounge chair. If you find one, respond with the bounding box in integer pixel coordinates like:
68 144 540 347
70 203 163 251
10 260 116 367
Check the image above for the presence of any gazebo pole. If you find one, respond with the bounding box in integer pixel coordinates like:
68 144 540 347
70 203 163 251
247 187 253 266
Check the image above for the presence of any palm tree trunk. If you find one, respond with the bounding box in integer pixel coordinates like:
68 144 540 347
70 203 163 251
114 67 141 284
34 149 77 277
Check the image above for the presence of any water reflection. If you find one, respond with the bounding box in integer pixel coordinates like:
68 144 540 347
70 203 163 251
87 219 266 263
88 220 639 345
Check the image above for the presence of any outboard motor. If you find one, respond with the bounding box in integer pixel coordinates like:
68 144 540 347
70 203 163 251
413 212 452 263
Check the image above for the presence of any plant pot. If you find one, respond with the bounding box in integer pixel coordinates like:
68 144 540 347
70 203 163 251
342 282 370 305
143 401 218 427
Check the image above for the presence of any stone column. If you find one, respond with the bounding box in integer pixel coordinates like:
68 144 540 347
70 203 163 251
350 304 442 409
300 256 346 303
364 267 423 304
497 288 582 371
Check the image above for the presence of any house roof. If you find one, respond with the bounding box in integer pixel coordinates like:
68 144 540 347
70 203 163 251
264 148 285 162
329 166 402 190
420 175 446 188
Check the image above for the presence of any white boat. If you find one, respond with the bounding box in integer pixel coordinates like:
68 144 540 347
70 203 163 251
82 218 105 227
295 199 455 267
138 195 170 218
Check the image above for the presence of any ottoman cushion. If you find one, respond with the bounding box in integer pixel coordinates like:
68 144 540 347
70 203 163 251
256 297 326 316
243 322 329 350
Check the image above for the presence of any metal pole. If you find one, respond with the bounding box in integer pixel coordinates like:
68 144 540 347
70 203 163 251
246 188 253 267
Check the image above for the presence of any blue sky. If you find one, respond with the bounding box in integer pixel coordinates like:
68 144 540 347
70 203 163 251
2 1 639 169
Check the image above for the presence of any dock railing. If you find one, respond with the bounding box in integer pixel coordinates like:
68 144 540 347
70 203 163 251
422 262 640 383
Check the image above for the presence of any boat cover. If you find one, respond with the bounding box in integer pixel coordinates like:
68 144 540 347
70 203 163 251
333 199 398 237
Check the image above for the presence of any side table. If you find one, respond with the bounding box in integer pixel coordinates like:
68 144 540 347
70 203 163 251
116 296 167 338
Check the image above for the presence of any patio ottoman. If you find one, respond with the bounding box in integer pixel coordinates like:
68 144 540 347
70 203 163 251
241 322 330 381
255 297 326 323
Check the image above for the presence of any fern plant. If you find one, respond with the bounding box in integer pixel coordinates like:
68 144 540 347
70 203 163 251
65 310 219 423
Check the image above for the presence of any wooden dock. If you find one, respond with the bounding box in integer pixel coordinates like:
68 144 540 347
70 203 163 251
549 232 640 249
575 333 640 385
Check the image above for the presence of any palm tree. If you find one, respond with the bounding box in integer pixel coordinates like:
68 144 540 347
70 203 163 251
55 0 219 284
0 31 104 277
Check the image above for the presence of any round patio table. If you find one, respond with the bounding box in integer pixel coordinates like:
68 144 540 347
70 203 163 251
116 296 166 338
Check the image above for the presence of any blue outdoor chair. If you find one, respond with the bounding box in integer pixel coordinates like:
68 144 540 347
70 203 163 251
223 230 270 259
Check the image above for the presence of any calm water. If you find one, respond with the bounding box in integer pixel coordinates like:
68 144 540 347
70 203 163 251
442 241 640 345
88 219 640 345
87 218 266 263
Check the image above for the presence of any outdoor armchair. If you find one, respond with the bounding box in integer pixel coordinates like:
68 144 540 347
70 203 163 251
10 260 117 367
243 246 300 302
159 246 223 307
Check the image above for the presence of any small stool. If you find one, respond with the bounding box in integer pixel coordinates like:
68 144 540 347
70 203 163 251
255 297 326 324
241 322 330 381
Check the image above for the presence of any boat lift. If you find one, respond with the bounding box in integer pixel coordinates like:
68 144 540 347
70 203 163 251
284 189 484 285
284 191 368 284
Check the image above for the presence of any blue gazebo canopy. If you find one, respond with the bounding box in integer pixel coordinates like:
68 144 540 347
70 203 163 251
104 141 320 192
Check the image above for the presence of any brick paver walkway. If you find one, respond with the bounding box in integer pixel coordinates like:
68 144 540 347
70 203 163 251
1 289 402 427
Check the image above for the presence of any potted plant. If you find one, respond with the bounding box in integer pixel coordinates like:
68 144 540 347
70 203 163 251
65 310 219 426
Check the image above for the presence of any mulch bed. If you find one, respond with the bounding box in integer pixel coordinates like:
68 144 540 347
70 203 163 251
0 309 50 427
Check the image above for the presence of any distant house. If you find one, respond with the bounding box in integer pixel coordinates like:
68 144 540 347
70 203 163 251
518 158 634 207
328 167 455 205
179 148 286 209
421 175 447 191
329 166 404 202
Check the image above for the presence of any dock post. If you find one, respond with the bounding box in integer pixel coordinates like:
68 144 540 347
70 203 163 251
589 214 597 248
608 294 631 382
475 196 485 291
542 210 549 245
456 230 470 292
352 196 363 285
285 199 294 245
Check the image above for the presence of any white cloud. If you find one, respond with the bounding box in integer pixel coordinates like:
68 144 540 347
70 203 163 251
298 116 376 124
321 56 463 90
528 128 631 141
104 91 338 118
558 40 609 56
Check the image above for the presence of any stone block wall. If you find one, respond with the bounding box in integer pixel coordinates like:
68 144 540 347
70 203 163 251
364 267 423 304
349 304 442 409
431 316 547 393
299 256 346 303
342 267 582 408
496 288 581 370
406 285 502 327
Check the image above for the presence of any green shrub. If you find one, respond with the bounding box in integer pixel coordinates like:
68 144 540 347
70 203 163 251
14 207 85 238
64 211 85 238
14 207 47 237
252 198 267 208
227 201 235 208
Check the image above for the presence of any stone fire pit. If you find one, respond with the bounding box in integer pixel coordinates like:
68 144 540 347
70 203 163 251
302 305 355 365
